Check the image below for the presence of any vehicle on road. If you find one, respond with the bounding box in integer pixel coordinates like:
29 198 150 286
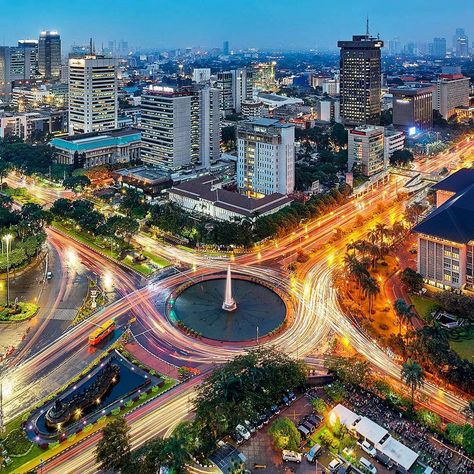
329 458 342 472
359 440 377 457
282 450 302 463
46 271 53 280
88 319 116 345
306 443 322 462
235 424 251 440
360 456 377 473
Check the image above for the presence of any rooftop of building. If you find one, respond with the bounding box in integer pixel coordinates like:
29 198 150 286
243 117 294 129
349 125 384 135
390 83 435 94
169 175 292 218
414 169 474 244
113 166 171 185
50 128 141 151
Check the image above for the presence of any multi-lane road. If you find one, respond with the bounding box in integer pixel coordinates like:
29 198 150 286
3 135 473 473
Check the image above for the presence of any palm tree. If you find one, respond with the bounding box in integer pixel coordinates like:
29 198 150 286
401 358 425 405
361 276 380 314
394 298 415 336
375 223 390 247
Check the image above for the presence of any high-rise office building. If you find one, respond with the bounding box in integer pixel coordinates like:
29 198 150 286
338 26 384 126
253 62 276 91
18 40 38 76
388 37 401 56
141 85 220 171
0 45 37 99
390 84 435 132
38 31 61 79
452 28 469 57
431 38 447 58
192 68 211 83
347 126 386 177
216 68 253 114
237 118 295 197
432 74 470 119
68 55 118 134
223 41 229 56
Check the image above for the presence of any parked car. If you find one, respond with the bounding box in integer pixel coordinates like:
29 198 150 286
305 414 322 428
302 421 316 433
359 440 377 457
265 409 274 421
244 419 255 434
282 395 290 406
297 424 310 439
329 458 342 472
375 452 393 468
360 456 377 474
306 443 322 463
258 412 269 425
271 404 281 415
253 416 264 430
235 424 250 440
232 432 243 444
288 391 296 402
282 450 302 463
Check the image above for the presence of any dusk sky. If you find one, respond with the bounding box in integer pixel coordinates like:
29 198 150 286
1 0 473 51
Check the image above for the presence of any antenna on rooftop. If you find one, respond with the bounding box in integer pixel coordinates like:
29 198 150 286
366 15 370 36
89 37 93 55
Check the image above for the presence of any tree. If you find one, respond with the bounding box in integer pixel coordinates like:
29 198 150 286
361 276 380 314
401 358 425 405
325 356 371 387
390 149 414 167
63 175 91 193
380 109 393 126
400 268 424 293
394 298 415 336
0 160 11 187
95 416 131 472
311 397 327 415
269 417 301 451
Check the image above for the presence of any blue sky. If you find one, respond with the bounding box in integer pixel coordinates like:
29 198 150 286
1 0 472 50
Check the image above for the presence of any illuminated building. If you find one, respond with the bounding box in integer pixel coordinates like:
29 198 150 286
141 85 220 171
216 68 253 114
252 62 276 92
0 45 37 99
38 31 61 79
338 27 384 126
237 118 295 196
390 84 435 132
68 55 118 134
432 74 470 120
414 169 474 290
347 126 386 177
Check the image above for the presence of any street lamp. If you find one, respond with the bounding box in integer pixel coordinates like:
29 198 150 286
3 234 12 306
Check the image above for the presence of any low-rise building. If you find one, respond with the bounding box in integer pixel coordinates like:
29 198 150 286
241 100 264 119
0 109 66 140
168 175 292 222
347 126 387 177
50 128 141 168
317 97 341 123
113 166 172 198
384 128 405 161
414 168 474 290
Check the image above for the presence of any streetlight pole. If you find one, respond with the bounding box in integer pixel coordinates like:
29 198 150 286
256 326 259 345
3 234 12 307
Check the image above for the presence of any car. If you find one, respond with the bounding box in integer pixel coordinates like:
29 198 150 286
359 440 377 457
297 424 310 439
282 395 290 406
231 432 243 444
306 414 322 428
46 271 53 280
360 456 377 473
302 421 315 433
282 450 302 463
306 443 322 463
235 424 251 440
258 413 268 425
271 404 281 415
329 458 342 472
265 409 274 420
253 417 263 430
288 391 296 402
244 420 255 434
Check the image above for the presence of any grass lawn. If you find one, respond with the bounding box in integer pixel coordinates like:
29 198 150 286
1 187 41 205
311 426 340 454
0 302 38 322
449 325 474 362
52 221 169 276
409 294 438 321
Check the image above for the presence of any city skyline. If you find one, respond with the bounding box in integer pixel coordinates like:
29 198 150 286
1 0 473 51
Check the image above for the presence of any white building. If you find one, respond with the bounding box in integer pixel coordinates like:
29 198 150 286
318 98 341 123
140 85 220 171
237 118 295 197
348 126 387 177
322 79 340 96
433 74 470 120
168 175 292 222
241 100 264 119
384 128 405 162
68 55 118 135
192 68 211 83
257 92 304 112
215 68 253 114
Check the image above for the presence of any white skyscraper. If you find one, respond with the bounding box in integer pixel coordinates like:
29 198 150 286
347 126 386 177
68 55 118 134
141 85 220 171
237 118 295 196
216 68 253 114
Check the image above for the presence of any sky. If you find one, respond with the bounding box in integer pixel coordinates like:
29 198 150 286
1 0 473 51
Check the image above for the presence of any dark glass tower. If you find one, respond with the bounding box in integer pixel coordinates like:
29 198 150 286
338 25 383 126
38 31 61 79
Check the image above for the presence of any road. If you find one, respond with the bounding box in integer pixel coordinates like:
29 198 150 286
3 135 473 472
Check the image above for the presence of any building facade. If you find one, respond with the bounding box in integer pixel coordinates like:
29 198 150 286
347 126 386 177
216 68 253 114
384 128 405 161
414 169 474 291
252 62 276 92
338 34 384 126
0 110 66 140
68 55 118 134
50 128 141 168
0 45 37 99
237 118 295 197
38 31 61 79
432 74 470 120
390 84 435 132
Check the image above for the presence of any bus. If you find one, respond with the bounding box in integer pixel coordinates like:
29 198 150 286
88 319 116 345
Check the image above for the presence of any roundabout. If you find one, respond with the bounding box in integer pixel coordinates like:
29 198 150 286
168 267 288 342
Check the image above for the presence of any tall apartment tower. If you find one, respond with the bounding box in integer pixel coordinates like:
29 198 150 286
0 46 37 99
237 118 295 197
216 68 253 115
141 85 220 171
433 74 470 119
68 55 118 135
38 31 61 79
338 23 384 126
223 41 229 56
